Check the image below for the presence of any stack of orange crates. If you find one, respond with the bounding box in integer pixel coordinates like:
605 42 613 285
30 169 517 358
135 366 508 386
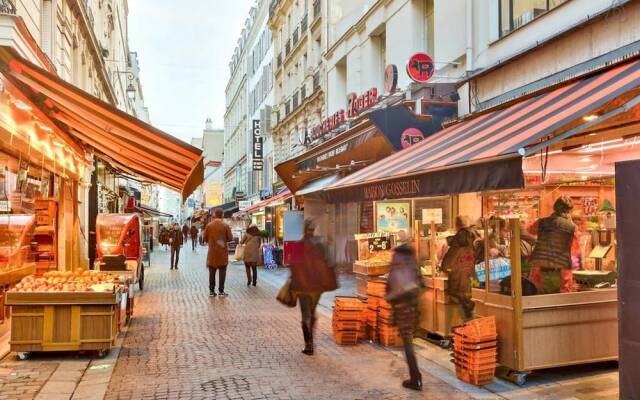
365 281 403 347
332 297 366 345
452 316 497 386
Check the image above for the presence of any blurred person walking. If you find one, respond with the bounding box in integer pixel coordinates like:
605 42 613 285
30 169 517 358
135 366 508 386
385 238 424 391
290 220 337 355
241 224 262 286
203 208 233 297
182 222 190 243
442 216 480 321
169 224 183 270
190 224 199 251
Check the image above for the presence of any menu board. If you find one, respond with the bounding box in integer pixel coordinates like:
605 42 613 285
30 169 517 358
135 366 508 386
368 235 391 252
359 201 374 233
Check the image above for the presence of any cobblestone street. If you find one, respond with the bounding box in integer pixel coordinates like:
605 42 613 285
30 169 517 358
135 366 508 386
103 247 470 400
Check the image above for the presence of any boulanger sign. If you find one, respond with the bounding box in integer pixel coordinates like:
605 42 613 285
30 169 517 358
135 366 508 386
311 88 379 139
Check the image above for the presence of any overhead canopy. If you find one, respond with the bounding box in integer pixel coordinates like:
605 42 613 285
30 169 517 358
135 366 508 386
0 47 204 202
325 58 640 202
135 205 173 219
243 189 292 213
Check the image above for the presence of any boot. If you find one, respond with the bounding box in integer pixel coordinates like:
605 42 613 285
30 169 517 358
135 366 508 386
402 376 423 391
301 321 314 356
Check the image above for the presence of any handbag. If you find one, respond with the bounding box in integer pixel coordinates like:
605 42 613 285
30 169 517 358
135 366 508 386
276 279 297 307
234 243 245 261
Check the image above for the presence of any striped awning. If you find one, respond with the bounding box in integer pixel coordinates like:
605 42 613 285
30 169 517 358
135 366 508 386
327 58 640 198
243 189 292 213
0 47 204 202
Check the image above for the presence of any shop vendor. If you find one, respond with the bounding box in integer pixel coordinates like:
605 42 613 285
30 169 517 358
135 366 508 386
528 196 576 294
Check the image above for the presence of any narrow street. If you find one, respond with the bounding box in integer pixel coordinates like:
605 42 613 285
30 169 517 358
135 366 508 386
101 247 470 400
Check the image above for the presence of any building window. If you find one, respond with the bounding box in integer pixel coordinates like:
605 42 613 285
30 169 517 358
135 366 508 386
499 0 568 37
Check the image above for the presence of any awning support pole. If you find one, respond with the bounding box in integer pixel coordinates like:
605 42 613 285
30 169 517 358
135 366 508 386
520 94 640 157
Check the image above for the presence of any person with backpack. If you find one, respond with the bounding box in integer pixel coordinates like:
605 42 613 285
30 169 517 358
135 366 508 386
203 208 233 297
385 235 424 391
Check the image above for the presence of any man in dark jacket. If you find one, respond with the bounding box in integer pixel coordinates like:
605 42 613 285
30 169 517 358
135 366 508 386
182 223 190 243
190 224 199 251
528 196 576 294
169 224 183 270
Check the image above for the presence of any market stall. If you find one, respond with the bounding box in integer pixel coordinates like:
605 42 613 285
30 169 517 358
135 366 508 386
320 57 640 385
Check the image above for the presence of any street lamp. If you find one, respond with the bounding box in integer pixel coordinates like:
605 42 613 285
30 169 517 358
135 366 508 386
126 83 136 101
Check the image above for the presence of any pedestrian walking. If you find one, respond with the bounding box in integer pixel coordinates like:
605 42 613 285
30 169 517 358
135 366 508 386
290 220 337 355
190 224 199 251
203 208 233 297
169 224 183 270
182 223 190 244
241 224 262 286
385 239 424 391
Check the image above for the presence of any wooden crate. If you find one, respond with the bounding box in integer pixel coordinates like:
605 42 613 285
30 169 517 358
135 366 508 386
353 261 391 276
6 291 121 353
0 264 36 286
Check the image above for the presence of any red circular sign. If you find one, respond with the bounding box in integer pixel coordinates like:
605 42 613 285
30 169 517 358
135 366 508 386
400 128 425 149
406 53 435 83
384 64 398 93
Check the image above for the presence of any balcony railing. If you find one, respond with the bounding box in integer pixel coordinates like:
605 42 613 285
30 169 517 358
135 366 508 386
301 14 308 32
292 26 299 47
313 0 321 20
292 91 299 109
0 0 16 14
84 0 94 27
313 70 320 90
277 53 282 68
285 39 291 56
301 83 306 101
269 0 281 19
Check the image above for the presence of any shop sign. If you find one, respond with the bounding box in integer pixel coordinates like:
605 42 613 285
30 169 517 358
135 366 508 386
363 179 421 201
422 208 443 225
354 232 391 240
252 120 263 171
312 110 346 138
384 64 398 93
347 88 379 118
407 53 435 83
238 200 253 209
368 235 391 252
400 127 425 148
315 142 349 163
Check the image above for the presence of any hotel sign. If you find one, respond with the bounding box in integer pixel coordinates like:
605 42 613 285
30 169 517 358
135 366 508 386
252 120 263 171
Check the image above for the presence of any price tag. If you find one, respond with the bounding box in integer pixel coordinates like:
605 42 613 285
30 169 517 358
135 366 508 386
422 208 442 224
368 236 391 252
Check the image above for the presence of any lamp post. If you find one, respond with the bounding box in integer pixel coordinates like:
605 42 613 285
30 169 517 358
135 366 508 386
114 70 136 102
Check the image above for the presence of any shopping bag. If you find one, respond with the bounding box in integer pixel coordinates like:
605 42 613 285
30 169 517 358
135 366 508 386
276 279 297 307
234 244 245 261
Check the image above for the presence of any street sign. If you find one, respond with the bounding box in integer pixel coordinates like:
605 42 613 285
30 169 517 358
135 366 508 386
238 200 253 209
384 64 398 92
407 53 435 83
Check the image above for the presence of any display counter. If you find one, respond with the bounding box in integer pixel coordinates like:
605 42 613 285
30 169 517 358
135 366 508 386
6 290 123 358
472 288 617 374
418 276 463 340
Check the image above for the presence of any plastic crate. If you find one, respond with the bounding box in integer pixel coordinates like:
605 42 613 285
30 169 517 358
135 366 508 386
335 296 367 311
462 316 497 338
332 320 361 331
332 309 363 321
334 331 359 345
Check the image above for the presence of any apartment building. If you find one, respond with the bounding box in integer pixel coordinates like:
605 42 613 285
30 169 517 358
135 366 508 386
268 0 325 190
225 0 275 205
224 19 249 202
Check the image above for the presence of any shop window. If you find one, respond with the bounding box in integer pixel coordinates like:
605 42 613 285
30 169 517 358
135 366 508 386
498 0 568 37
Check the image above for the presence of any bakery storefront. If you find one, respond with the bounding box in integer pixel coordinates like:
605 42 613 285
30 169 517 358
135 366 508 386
323 57 640 383
0 47 203 357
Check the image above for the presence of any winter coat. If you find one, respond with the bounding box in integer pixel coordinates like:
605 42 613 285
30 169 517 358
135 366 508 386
169 229 183 249
189 226 198 239
203 218 233 268
290 237 337 293
241 233 261 264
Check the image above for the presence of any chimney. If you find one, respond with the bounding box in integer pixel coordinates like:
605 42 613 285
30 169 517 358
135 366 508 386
205 117 213 130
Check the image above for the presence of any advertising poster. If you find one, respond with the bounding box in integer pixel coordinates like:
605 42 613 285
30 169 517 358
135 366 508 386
376 202 410 234
205 181 224 208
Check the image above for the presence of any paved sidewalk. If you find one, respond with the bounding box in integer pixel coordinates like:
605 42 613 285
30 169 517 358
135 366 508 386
104 246 472 400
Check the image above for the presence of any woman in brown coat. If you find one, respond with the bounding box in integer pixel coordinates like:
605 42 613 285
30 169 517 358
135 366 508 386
290 220 337 355
241 224 262 286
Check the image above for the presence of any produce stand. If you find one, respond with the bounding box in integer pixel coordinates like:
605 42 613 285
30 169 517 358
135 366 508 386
418 276 463 343
95 213 144 290
6 290 122 359
353 232 393 299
